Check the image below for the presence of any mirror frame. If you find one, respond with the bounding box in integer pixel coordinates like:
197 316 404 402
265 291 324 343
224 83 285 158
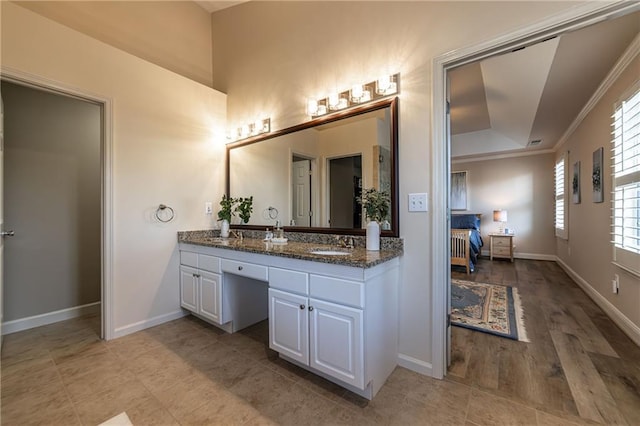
226 96 399 237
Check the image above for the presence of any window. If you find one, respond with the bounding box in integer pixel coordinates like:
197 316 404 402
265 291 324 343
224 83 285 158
612 82 640 275
555 154 567 239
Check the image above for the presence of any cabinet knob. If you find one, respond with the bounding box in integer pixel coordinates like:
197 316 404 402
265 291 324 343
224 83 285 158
308 306 314 311
238 266 243 271
299 304 305 310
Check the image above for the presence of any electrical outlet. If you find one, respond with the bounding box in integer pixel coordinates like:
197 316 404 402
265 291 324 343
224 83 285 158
408 193 428 212
205 202 213 215
612 274 619 294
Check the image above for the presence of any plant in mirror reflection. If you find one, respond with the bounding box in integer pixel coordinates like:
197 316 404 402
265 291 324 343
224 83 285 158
218 195 254 223
236 196 253 224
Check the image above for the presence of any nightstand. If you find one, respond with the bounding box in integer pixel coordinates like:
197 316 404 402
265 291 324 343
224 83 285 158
490 234 514 262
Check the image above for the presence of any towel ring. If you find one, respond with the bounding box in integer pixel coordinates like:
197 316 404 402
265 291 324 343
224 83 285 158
267 206 278 220
155 204 175 223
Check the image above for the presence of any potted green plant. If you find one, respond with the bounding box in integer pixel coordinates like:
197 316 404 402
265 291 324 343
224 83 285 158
357 188 390 251
217 194 235 237
235 196 253 224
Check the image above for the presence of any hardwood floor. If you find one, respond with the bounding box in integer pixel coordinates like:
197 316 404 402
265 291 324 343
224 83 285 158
450 258 640 425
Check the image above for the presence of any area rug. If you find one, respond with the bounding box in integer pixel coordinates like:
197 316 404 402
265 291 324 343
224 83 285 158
451 279 528 342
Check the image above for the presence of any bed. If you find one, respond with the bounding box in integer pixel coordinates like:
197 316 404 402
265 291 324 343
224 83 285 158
451 214 483 274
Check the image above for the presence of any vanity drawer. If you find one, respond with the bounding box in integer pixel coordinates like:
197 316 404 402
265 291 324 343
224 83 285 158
310 275 364 308
269 267 308 294
221 259 268 282
180 251 198 268
198 254 220 273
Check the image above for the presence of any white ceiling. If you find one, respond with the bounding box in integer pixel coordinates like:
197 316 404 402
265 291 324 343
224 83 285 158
449 11 640 159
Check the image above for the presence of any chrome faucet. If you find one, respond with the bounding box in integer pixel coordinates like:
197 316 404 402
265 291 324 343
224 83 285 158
335 236 354 249
230 230 243 241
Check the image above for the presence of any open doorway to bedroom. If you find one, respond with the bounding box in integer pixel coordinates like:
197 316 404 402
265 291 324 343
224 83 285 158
433 4 640 423
432 0 638 377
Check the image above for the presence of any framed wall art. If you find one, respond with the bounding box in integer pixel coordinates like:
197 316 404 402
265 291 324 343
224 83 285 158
572 161 581 204
451 171 468 211
592 147 604 203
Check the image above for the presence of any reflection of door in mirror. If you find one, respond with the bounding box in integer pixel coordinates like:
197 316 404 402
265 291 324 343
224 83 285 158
292 156 312 227
329 155 362 228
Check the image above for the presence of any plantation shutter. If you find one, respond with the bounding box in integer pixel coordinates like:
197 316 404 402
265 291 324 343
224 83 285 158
555 154 567 239
612 82 640 275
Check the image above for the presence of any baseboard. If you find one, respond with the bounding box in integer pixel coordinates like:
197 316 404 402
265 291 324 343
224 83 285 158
397 353 433 377
480 250 555 261
514 252 556 261
2 302 101 335
112 310 188 339
556 258 640 347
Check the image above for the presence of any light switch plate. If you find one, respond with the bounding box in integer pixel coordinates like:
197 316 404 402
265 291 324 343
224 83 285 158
408 193 428 212
205 202 213 215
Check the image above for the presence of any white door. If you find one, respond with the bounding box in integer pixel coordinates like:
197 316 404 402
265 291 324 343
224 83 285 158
292 159 311 226
309 298 363 389
269 288 309 365
198 271 222 324
179 266 198 312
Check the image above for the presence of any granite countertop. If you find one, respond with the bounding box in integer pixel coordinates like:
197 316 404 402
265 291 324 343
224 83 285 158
178 231 402 269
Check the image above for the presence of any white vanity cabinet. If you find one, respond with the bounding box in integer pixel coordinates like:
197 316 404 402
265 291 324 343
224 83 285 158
269 287 364 388
179 251 229 326
178 241 399 400
268 262 397 400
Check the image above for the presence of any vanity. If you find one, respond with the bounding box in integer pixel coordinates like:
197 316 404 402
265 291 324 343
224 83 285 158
178 232 401 399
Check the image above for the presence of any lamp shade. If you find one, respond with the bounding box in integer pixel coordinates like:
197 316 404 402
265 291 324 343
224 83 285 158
493 210 508 222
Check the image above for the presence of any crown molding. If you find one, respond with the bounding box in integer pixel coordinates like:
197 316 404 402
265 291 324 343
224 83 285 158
554 32 640 152
452 148 555 164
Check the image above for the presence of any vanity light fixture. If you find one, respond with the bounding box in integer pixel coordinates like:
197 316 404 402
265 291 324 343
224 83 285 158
227 118 271 143
307 73 399 118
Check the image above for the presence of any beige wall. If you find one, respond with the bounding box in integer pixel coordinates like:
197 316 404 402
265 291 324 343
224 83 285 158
2 81 101 321
14 1 214 87
2 2 227 336
453 153 556 258
211 1 578 369
556 54 640 328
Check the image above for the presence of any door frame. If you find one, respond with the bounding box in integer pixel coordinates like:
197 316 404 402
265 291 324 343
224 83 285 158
1 66 114 340
430 1 640 379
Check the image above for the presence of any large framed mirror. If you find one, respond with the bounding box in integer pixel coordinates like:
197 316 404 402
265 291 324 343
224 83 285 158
226 97 398 237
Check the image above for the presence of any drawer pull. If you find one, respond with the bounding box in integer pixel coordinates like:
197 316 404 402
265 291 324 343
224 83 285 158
238 266 243 271
308 306 314 312
300 304 305 310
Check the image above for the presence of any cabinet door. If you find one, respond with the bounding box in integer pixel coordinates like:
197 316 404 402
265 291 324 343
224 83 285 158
180 265 198 312
199 271 222 324
269 289 309 365
309 298 364 389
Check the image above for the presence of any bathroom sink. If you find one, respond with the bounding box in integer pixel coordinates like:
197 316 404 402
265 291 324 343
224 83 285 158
309 250 351 256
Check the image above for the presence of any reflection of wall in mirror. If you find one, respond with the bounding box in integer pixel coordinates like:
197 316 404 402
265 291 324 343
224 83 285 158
230 129 319 226
317 115 388 228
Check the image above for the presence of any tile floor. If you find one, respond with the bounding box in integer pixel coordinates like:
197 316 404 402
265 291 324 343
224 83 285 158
2 259 638 425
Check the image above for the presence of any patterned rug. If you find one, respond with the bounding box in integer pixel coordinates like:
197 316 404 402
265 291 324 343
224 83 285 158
451 279 528 342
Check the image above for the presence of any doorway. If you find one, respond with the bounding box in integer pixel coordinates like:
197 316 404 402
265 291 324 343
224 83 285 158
431 2 640 379
1 79 105 338
328 155 362 229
